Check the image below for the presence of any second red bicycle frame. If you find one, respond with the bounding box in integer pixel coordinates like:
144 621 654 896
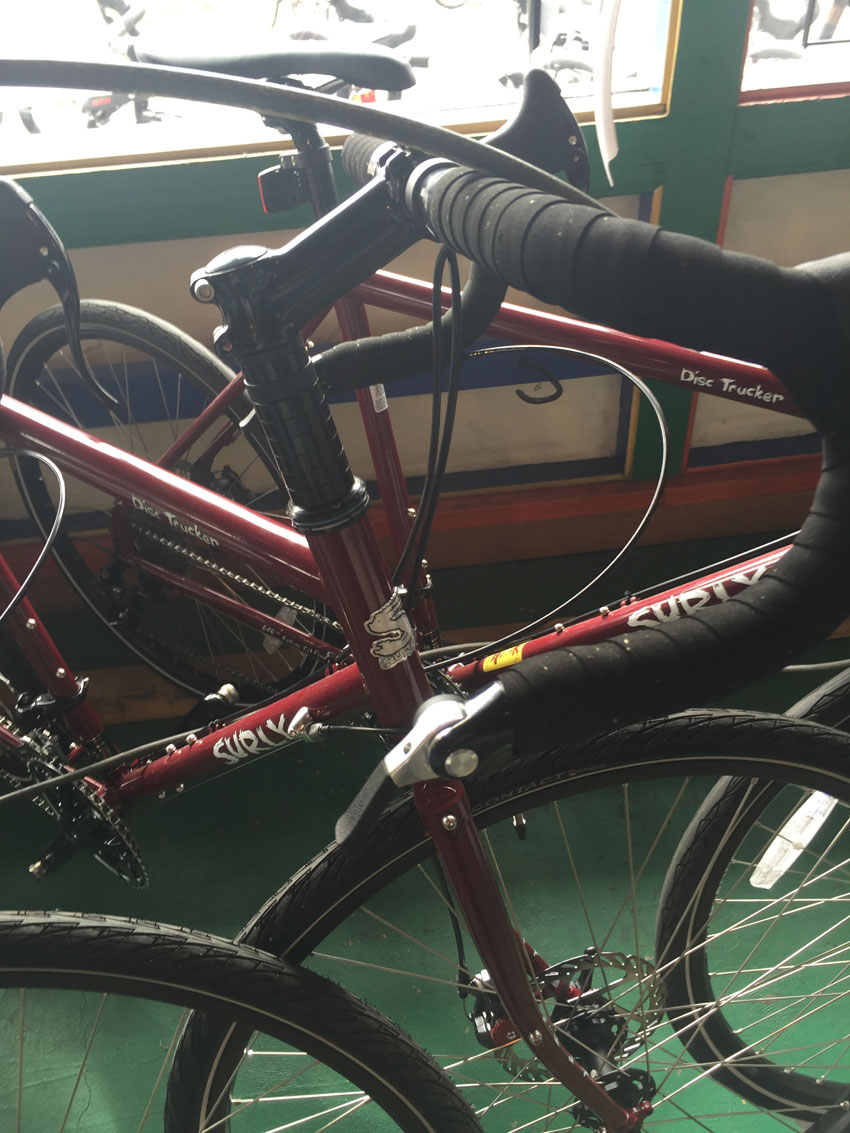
0 273 807 806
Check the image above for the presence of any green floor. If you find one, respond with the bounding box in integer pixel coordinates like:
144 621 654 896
1 531 847 1129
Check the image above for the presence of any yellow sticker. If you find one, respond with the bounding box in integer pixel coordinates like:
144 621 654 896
482 644 525 673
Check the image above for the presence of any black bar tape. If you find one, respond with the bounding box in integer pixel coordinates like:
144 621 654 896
416 166 850 430
341 133 388 188
498 430 850 756
401 163 850 752
312 264 506 394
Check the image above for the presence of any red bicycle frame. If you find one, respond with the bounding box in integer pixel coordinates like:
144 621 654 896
0 273 805 801
0 277 812 1131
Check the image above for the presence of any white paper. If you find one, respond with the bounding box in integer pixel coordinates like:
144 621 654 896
594 0 623 186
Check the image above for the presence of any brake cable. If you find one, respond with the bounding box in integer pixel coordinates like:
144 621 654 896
392 246 464 594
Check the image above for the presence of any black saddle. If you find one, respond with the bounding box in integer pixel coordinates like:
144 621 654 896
130 40 415 92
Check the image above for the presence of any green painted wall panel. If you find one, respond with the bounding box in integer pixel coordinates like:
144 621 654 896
7 6 850 494
731 97 850 178
18 156 321 250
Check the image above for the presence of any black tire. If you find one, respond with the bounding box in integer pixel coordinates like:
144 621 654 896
787 665 850 729
172 710 850 1128
0 910 479 1131
656 772 850 1124
8 301 340 705
648 664 850 1123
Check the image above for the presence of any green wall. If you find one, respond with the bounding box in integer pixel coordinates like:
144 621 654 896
13 3 850 249
12 4 849 481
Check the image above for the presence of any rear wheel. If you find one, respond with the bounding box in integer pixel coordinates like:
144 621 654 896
0 910 479 1131
8 301 341 705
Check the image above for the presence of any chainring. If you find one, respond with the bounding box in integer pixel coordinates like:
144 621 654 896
26 753 148 888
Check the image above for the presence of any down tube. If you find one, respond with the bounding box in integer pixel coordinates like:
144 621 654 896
109 662 369 803
0 395 326 601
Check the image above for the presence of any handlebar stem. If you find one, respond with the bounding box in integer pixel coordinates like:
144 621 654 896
191 168 418 341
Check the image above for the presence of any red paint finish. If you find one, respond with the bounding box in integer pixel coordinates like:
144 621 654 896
334 294 440 643
306 516 433 729
449 547 788 687
0 553 105 744
335 294 416 562
124 551 340 661
0 396 326 599
156 373 247 469
354 271 800 418
111 661 368 801
415 779 646 1130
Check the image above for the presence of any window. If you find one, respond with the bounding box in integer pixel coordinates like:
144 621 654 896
741 0 850 101
3 0 677 171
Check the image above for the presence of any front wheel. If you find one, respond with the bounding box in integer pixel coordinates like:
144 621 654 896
0 911 480 1131
172 710 850 1129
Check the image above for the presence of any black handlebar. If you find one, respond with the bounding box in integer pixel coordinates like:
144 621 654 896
379 153 850 753
408 162 850 432
315 69 594 396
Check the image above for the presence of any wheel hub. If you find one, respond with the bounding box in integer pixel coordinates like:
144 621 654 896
467 946 659 1120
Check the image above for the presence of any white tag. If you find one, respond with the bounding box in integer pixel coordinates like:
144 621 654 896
370 384 388 413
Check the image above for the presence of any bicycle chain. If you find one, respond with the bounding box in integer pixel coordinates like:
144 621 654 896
132 625 282 698
136 526 341 633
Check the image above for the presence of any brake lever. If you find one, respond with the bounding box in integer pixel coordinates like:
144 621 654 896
0 178 119 410
47 256 121 411
334 684 509 853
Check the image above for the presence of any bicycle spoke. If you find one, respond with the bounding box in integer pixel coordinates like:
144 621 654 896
59 992 108 1133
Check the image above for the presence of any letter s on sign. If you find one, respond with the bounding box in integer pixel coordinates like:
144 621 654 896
627 606 656 629
213 738 239 765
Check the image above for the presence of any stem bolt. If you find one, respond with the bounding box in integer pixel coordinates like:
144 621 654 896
444 749 479 778
192 279 215 302
442 814 458 831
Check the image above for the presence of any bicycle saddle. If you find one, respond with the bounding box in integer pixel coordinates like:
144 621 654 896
130 41 415 92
